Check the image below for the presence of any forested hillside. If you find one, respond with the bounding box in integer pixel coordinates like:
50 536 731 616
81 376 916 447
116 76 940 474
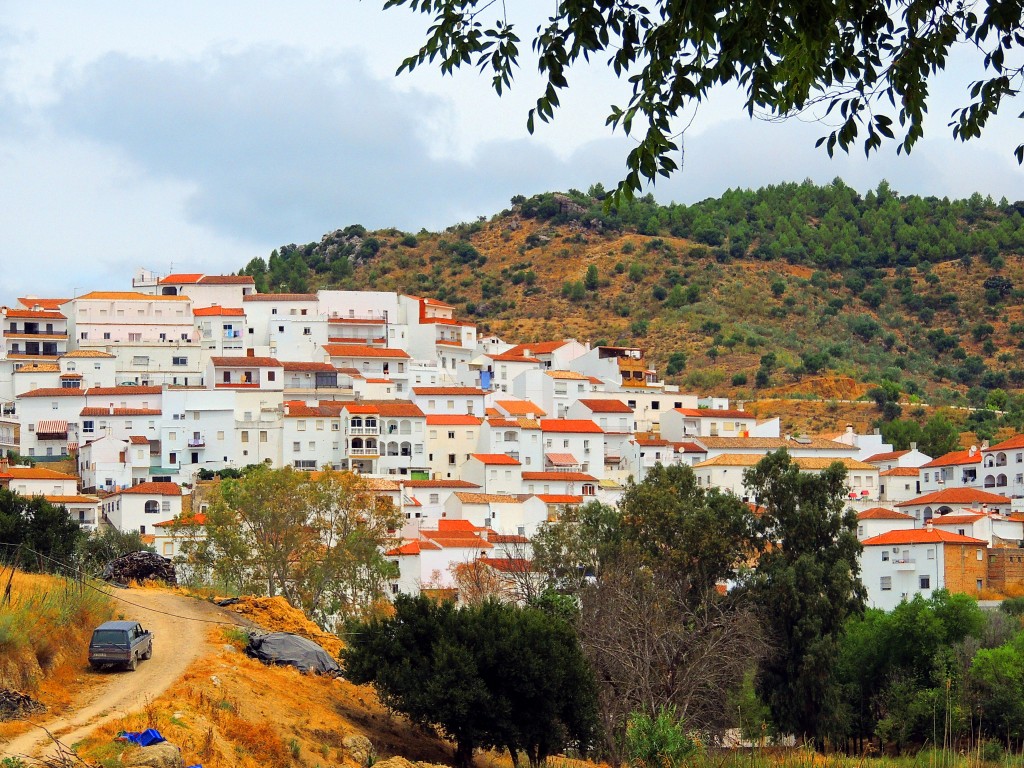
237 179 1024 436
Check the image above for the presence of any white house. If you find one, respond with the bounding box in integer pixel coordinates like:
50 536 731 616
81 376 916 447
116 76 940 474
879 467 922 503
860 528 988 611
425 415 483 480
101 481 183 535
856 507 916 540
412 387 488 416
919 447 984 494
460 454 523 494
539 418 605 478
660 407 760 440
0 465 79 496
980 435 1024 498
896 488 1013 523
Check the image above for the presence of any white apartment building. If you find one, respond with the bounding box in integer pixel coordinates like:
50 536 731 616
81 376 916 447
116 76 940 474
134 269 256 306
425 415 483 480
195 306 246 356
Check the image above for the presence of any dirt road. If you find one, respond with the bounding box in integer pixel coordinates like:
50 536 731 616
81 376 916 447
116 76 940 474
1 587 239 760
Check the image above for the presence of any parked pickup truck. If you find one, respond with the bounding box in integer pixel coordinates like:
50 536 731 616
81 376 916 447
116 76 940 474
88 620 153 671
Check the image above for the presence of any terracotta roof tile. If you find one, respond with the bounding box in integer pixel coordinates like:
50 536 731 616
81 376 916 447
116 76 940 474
113 481 182 497
426 415 483 426
75 291 188 301
3 308 66 320
577 399 633 413
211 356 281 367
922 449 981 468
470 453 521 465
193 306 245 316
453 492 525 504
198 275 255 285
414 387 486 396
522 472 597 481
504 341 569 356
495 400 546 417
987 435 1024 452
242 293 317 302
322 344 410 359
540 419 604 434
862 529 987 546
80 407 161 416
857 507 914 520
896 488 1011 507
880 467 921 476
675 408 755 419
864 450 911 463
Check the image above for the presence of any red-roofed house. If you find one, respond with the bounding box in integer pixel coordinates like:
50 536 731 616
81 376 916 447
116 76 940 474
1 305 69 363
856 507 916 540
411 387 487 416
919 446 984 494
207 356 284 392
540 419 605 478
896 487 1012 523
322 345 411 394
879 467 923 504
462 454 523 494
194 306 246 356
137 268 256 306
101 481 184 535
864 446 932 471
425 415 483 481
501 339 589 370
860 527 989 610
981 436 1024 499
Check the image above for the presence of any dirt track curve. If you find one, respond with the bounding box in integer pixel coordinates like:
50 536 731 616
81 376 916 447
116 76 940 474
1 587 238 761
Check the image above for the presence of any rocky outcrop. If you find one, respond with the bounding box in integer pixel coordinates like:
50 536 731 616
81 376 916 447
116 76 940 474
122 742 185 768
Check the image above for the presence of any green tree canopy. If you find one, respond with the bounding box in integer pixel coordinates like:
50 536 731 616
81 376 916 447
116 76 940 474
384 0 1024 198
741 450 865 742
0 489 84 571
343 595 598 768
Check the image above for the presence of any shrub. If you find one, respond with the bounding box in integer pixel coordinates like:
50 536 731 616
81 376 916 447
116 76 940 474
625 706 698 768
732 373 748 386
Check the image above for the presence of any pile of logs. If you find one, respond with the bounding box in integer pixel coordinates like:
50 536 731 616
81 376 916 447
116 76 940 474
101 552 177 585
0 689 46 721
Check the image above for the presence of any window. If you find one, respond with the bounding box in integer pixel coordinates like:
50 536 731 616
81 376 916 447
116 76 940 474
880 576 892 591
241 431 249 443
297 420 306 431
978 549 984 560
293 442 301 452
172 356 187 366
303 328 311 335
217 431 225 440
881 551 889 562
260 431 268 443
448 453 456 465
927 547 935 559
448 431 456 439
82 420 94 434
103 332 111 340
429 493 439 504
919 575 931 589
267 371 276 381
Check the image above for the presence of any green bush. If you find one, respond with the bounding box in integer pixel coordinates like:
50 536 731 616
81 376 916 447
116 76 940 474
625 706 697 768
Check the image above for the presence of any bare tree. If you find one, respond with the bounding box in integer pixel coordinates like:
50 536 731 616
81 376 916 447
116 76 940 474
577 555 768 760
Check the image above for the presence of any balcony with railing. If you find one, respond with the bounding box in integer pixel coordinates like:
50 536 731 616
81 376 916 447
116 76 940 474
349 446 380 457
893 558 917 570
188 436 206 448
348 425 380 436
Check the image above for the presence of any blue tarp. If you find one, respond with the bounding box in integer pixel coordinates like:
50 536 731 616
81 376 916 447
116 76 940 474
117 729 166 747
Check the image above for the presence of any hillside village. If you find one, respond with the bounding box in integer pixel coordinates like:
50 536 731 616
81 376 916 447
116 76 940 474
2 267 1024 611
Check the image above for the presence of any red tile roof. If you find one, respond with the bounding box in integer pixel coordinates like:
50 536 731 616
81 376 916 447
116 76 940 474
470 453 521 465
540 419 604 434
129 436 150 445
426 415 483 426
87 386 162 396
495 400 546 416
155 513 208 527
159 273 204 284
545 452 579 466
922 449 980 468
577 399 633 413
361 400 425 417
19 387 86 398
322 344 410 359
80 407 161 416
932 513 985 525
413 387 486 396
4 467 77 480
862 529 986 546
17 298 68 310
536 494 583 504
857 507 914 520
479 557 537 573
113 481 182 497
76 291 189 301
193 306 245 316
522 472 597 481
864 450 911 463
880 467 921 476
386 540 442 556
3 308 66 319
210 356 281 367
896 488 1011 507
987 435 1024 452
280 361 337 372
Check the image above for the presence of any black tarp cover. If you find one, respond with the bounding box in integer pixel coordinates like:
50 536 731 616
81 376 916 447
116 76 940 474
245 632 342 676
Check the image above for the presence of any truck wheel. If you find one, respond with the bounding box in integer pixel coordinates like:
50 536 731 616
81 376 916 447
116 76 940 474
127 655 138 672
142 646 152 660
90 661 103 671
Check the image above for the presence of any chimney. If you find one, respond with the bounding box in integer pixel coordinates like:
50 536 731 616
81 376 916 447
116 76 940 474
247 348 255 357
969 445 978 456
982 439 990 450
109 404 114 415
926 520 933 531
911 442 917 451
0 456 9 473
846 423 854 435
284 403 290 416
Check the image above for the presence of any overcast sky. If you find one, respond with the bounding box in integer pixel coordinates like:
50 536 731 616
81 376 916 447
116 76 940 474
1 1 1021 303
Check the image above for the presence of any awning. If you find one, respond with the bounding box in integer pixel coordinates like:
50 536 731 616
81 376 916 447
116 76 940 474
36 419 68 437
545 452 579 467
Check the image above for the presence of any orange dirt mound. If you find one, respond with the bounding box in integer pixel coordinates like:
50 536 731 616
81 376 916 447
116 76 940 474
767 374 870 401
220 596 344 657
